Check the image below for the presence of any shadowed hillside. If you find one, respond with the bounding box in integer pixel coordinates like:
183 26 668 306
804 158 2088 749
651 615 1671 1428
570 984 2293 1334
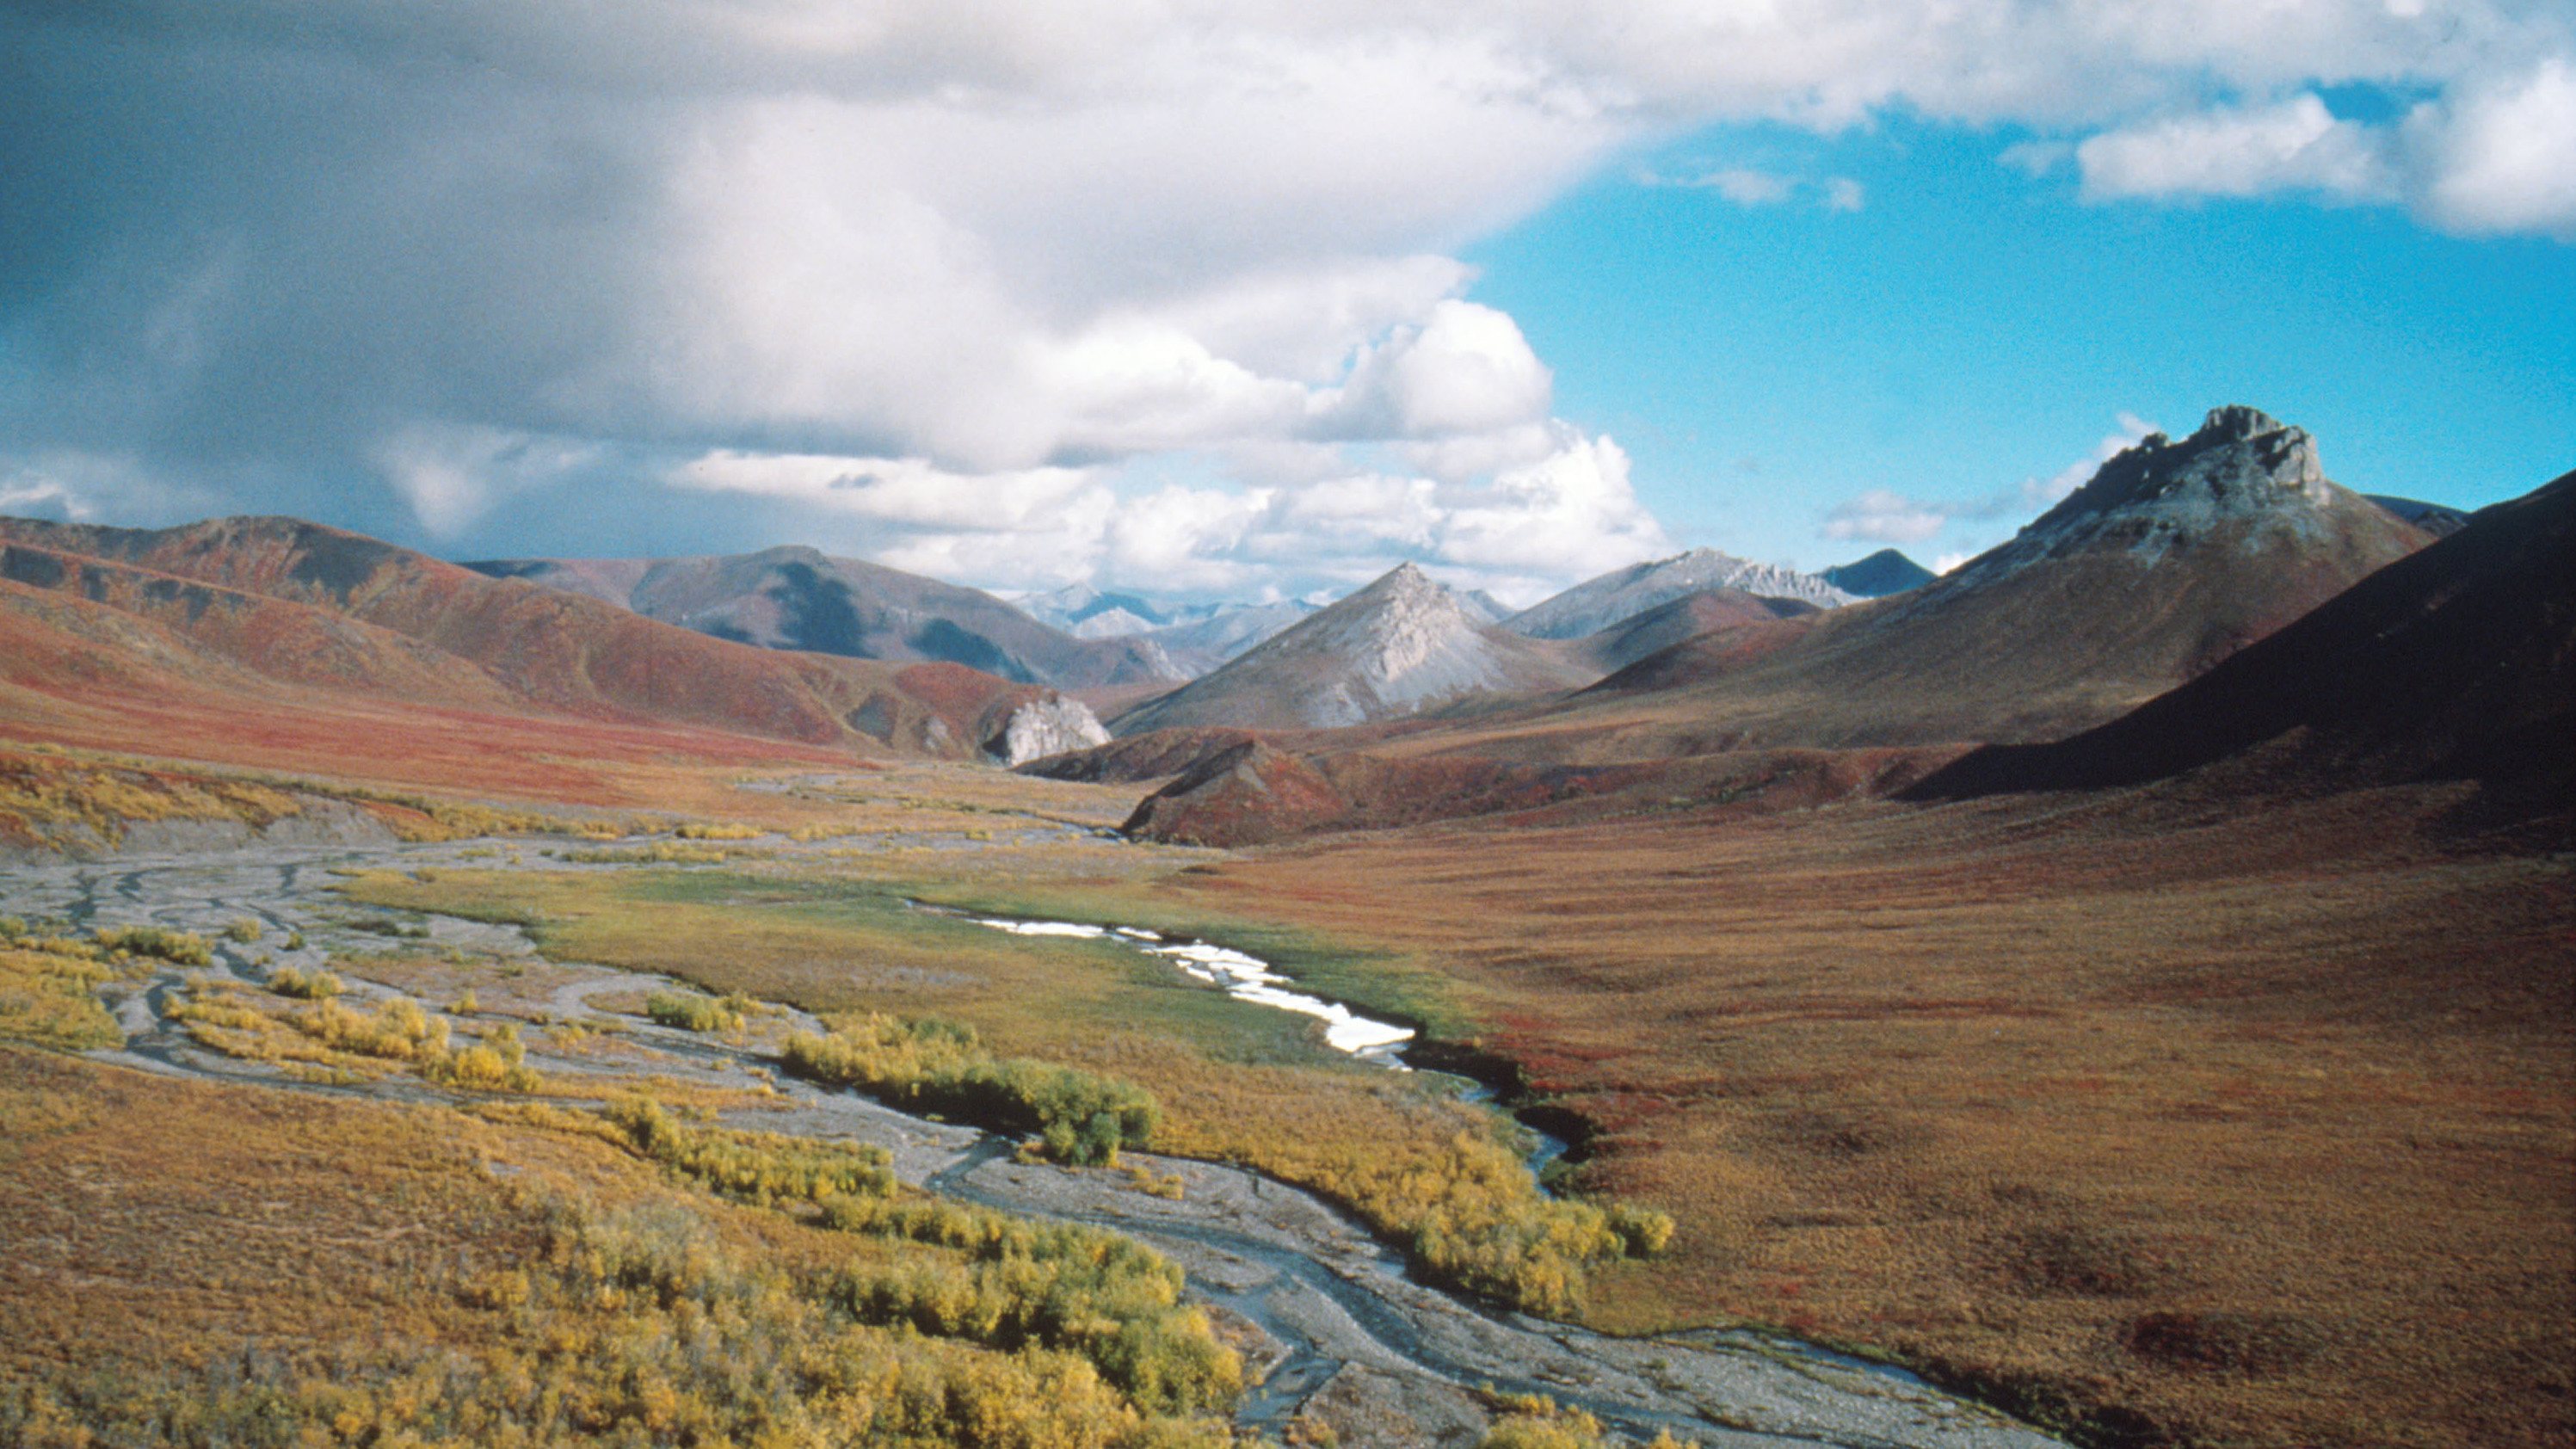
472 546 1183 691
0 516 1106 796
1908 466 2575 822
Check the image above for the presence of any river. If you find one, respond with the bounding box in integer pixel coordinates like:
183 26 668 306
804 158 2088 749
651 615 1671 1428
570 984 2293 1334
3 836 2070 1449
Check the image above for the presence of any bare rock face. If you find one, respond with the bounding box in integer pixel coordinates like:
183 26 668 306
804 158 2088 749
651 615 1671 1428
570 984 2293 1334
1110 563 1593 735
987 695 1112 765
1963 406 2345 581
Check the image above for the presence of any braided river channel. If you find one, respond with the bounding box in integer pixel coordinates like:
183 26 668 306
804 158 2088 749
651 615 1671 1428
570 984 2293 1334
5 835 2071 1449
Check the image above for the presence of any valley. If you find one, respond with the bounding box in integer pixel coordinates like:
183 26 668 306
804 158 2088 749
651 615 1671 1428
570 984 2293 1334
6 813 2064 1449
2 410 2568 1449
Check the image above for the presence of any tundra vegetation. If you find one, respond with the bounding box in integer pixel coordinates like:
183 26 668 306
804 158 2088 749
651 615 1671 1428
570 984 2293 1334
345 865 1673 1316
0 1046 1245 1448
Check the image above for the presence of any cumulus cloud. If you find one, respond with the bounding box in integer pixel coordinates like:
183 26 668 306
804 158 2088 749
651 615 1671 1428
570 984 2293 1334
2053 68 2576 237
2075 95 2396 202
2403 59 2576 238
1821 490 1951 544
0 0 2565 603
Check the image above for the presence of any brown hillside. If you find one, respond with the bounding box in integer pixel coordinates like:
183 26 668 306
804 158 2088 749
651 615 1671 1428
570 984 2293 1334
1909 466 2575 823
0 515 1087 802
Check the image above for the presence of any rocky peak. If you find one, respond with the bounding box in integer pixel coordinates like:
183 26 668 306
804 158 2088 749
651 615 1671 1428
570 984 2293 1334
1310 563 1483 688
2031 406 2329 534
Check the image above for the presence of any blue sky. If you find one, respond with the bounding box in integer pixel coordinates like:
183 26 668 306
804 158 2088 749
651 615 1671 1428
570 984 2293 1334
1471 114 2573 573
3 3 2570 606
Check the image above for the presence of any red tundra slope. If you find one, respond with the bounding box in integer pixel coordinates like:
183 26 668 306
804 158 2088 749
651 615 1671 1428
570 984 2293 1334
0 515 1083 802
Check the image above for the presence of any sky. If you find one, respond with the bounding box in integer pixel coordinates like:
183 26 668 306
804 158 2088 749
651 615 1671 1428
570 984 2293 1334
3 2 2570 609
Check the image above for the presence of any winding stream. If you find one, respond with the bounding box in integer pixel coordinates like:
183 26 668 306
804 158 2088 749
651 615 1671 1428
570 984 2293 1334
3 838 2071 1449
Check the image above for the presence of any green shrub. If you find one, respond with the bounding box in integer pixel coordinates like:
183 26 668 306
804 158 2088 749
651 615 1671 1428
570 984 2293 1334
604 1094 896 1204
783 1014 1160 1166
268 965 343 1000
92 925 213 967
644 989 745 1033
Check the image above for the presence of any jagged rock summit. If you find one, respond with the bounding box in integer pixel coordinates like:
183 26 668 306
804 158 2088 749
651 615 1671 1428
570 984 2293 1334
1108 562 1594 734
1505 547 1854 640
1956 406 2354 585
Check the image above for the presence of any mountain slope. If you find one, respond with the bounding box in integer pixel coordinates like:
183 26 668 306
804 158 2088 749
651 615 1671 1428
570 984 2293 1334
471 546 1182 690
1577 589 1821 673
1110 563 1594 734
1544 405 2433 750
1907 466 2575 811
1503 547 1853 639
0 517 1105 781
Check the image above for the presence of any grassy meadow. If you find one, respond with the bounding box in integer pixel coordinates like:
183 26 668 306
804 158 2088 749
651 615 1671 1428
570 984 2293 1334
5 740 2565 1449
1168 781 2575 1449
335 857 1669 1317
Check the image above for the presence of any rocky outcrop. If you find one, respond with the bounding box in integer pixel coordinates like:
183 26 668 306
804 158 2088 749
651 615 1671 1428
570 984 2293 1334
986 696 1112 766
1952 406 2351 583
1908 465 2576 815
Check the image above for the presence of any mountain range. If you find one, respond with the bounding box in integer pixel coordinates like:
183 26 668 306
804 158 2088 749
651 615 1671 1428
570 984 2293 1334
469 547 1185 691
0 517 1107 804
4 403 2548 849
1080 406 2520 845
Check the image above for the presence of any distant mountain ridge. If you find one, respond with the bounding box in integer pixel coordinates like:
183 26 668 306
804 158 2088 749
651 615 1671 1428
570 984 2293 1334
470 547 1182 691
1084 404 2444 844
1110 563 1593 734
1910 466 2575 812
1820 549 1936 598
1502 547 1854 639
0 516 1106 781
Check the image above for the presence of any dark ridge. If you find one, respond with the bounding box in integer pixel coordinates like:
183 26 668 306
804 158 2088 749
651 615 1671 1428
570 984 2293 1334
1906 467 2576 805
140 577 219 626
1820 548 1936 598
766 561 875 657
284 523 404 601
2 546 66 589
911 618 1035 682
2366 495 2471 536
461 559 555 580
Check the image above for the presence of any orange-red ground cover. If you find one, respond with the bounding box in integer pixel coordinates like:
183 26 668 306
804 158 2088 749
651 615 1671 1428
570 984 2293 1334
1169 781 2575 1448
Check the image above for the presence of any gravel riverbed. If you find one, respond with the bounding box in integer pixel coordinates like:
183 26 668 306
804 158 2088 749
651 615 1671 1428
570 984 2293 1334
4 836 2072 1449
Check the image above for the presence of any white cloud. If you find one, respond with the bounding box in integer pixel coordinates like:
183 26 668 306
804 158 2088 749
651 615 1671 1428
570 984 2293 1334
1324 300 1556 441
1821 489 1951 544
1817 412 2158 546
372 424 603 540
2023 412 2160 508
1703 169 1796 205
669 452 1106 533
3 0 2567 598
1641 164 1867 212
656 423 1667 602
1433 427 1672 577
2075 95 2397 202
2402 60 2576 238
